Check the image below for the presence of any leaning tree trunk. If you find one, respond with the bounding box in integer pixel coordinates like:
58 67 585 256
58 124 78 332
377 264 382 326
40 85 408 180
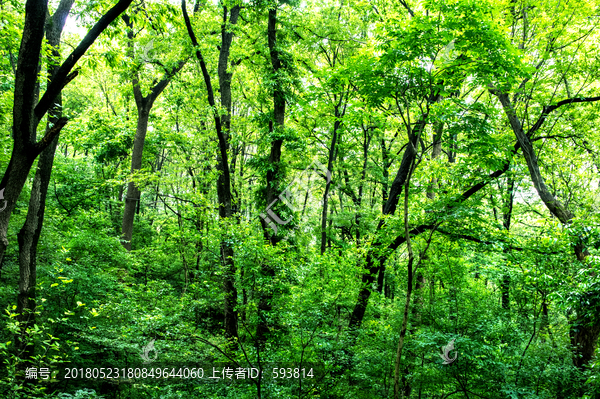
496 91 600 369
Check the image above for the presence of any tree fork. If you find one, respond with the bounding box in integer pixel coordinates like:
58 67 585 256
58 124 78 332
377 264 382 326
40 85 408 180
0 0 135 267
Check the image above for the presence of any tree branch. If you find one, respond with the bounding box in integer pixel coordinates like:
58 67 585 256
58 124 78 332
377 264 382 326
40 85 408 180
33 117 68 155
34 0 135 121
528 95 600 137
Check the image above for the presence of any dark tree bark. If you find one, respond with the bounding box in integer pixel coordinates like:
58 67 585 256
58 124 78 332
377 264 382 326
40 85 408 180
0 0 135 266
255 5 290 348
15 0 74 362
182 0 239 346
263 7 286 240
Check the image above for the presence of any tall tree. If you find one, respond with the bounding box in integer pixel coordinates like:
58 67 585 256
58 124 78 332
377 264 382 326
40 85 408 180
0 0 135 264
495 90 600 368
120 11 186 251
15 0 74 362
3 0 134 366
181 0 240 346
255 3 289 347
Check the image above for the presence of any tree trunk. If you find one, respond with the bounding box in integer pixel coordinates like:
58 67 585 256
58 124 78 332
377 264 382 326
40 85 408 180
394 149 416 399
381 137 390 212
496 93 575 230
15 0 74 361
501 172 514 311
426 120 443 199
120 15 185 250
0 0 135 264
16 137 60 356
393 256 414 399
182 0 240 346
121 107 149 250
217 5 240 348
256 6 286 347
496 91 600 369
320 117 342 254
501 275 510 310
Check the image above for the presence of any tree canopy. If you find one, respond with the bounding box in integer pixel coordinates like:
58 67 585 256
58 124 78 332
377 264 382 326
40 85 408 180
1 0 600 397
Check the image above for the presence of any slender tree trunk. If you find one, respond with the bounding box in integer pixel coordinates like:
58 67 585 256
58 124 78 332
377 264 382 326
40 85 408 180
356 126 371 244
120 15 185 250
381 137 390 212
217 6 240 348
256 6 286 347
182 0 240 346
426 120 443 199
501 172 514 311
394 147 416 399
448 133 457 163
501 275 511 310
320 117 341 254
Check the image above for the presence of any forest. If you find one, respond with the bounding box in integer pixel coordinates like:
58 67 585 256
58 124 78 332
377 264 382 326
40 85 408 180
1 0 600 397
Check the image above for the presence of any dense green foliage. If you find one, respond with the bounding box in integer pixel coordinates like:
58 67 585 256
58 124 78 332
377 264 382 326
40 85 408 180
1 0 600 397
